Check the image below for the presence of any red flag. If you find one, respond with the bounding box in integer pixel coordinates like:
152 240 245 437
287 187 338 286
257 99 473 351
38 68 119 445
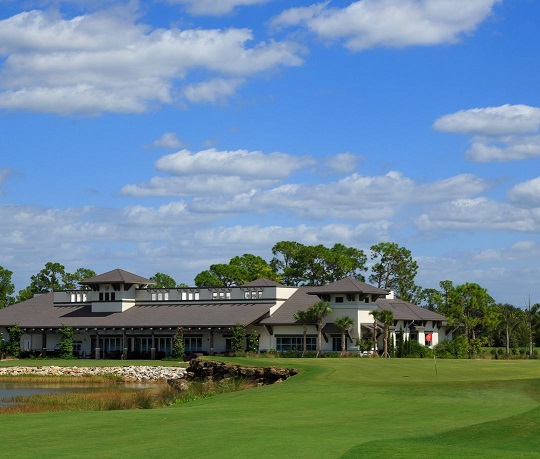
425 333 432 342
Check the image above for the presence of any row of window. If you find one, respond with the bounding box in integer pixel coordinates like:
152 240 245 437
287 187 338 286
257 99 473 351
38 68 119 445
151 290 262 301
70 293 88 303
276 336 317 351
70 290 262 303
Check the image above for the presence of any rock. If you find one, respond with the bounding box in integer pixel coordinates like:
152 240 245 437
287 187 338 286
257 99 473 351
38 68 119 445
184 359 298 385
0 365 187 381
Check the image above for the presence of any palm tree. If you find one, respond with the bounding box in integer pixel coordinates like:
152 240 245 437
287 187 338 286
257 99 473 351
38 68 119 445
294 309 313 356
307 300 333 357
370 309 394 358
334 316 354 356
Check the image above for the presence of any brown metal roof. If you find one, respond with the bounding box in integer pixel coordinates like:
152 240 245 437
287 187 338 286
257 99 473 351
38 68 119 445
307 278 389 295
80 269 155 285
375 298 447 322
259 287 318 325
0 293 270 329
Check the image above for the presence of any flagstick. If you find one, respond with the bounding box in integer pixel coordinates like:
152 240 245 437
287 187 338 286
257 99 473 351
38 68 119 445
433 350 438 377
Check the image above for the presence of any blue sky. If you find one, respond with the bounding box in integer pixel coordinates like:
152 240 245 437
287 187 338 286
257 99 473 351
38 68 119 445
1 0 539 306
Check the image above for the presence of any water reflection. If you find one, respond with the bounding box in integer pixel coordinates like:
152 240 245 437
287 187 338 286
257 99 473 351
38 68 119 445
0 382 87 407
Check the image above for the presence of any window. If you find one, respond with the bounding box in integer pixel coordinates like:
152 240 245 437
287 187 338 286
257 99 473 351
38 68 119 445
181 290 199 301
276 336 317 351
70 293 87 303
156 337 172 356
184 336 203 352
151 291 169 301
335 296 344 303
99 337 123 354
332 336 344 351
212 290 230 300
244 290 263 300
136 337 152 353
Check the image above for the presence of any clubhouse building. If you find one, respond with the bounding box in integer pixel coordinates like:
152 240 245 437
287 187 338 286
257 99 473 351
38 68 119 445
0 269 451 359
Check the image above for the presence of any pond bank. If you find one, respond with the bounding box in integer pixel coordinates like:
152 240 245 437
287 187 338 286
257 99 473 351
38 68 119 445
0 365 187 381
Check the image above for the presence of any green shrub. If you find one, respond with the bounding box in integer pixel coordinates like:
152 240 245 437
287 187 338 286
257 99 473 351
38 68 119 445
231 324 246 354
171 327 185 359
247 330 259 353
58 324 74 359
435 336 468 359
6 325 24 358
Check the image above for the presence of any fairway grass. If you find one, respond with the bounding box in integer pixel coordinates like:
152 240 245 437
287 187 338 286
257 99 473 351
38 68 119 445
0 358 538 458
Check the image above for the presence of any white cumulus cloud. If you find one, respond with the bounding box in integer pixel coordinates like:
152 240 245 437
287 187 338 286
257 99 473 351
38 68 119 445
433 104 540 162
183 78 245 104
155 148 314 179
153 133 185 149
169 0 272 16
271 0 500 51
508 177 540 208
0 9 303 115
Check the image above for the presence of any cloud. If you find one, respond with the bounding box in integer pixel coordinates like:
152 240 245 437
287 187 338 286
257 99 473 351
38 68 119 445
433 104 540 136
169 0 271 16
183 78 245 104
416 198 538 232
271 0 500 51
155 148 314 179
120 176 276 197
324 152 362 174
433 104 540 162
473 240 540 263
0 9 303 115
153 133 185 149
190 171 490 220
508 177 540 208
120 148 314 197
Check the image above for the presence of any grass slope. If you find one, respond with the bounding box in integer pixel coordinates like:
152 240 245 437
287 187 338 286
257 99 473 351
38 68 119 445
1 359 538 458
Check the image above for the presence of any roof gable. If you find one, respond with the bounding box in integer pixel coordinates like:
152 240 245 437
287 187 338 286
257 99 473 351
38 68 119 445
80 269 154 285
307 277 388 295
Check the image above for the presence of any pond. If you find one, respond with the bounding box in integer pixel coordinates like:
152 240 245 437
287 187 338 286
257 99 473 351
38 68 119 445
0 382 89 407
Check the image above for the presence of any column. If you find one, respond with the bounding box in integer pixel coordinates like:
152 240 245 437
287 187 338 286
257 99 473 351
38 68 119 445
95 332 101 360
150 332 156 360
41 330 47 357
209 329 214 356
122 329 128 360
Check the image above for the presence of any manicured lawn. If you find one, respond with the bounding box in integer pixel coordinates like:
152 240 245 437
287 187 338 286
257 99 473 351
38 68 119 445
0 358 538 458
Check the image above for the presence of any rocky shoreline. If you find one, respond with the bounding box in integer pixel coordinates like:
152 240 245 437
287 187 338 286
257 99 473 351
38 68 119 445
0 365 187 381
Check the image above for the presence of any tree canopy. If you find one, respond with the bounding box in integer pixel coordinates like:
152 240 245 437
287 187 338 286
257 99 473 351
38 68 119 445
194 254 279 287
271 241 367 286
439 282 499 358
16 262 96 303
369 242 419 302
0 266 15 308
150 272 177 288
